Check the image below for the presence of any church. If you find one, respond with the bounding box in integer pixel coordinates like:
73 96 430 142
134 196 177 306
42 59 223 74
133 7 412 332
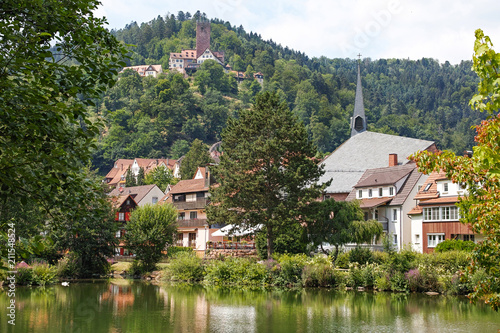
318 61 438 201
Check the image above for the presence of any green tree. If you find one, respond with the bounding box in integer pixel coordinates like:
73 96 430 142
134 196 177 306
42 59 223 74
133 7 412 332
170 139 190 159
207 92 328 258
137 167 145 185
50 170 118 278
412 29 500 311
125 203 178 272
126 168 136 187
0 0 127 210
180 139 212 179
305 199 383 261
145 165 178 191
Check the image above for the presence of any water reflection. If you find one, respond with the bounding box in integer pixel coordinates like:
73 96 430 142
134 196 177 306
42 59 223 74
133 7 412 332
0 281 499 333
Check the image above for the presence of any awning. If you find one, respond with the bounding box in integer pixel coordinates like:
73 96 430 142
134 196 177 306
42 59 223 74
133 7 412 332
358 197 392 209
211 224 262 237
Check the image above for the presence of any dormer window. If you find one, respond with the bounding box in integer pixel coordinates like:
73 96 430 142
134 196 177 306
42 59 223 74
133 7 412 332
378 188 383 197
368 189 372 198
423 183 431 192
358 190 362 198
389 187 394 196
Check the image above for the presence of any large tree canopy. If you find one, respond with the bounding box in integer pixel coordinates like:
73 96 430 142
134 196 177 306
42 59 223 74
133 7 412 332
0 0 127 209
207 91 328 258
412 29 500 311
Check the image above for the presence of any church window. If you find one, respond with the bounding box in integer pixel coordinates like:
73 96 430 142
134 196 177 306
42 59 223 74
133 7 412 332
354 116 364 131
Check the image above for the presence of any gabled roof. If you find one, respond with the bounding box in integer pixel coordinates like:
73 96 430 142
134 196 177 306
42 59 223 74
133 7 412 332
414 170 447 200
357 197 392 209
355 163 415 188
105 159 134 185
319 131 436 194
345 163 424 206
169 179 207 195
110 194 138 209
109 184 160 204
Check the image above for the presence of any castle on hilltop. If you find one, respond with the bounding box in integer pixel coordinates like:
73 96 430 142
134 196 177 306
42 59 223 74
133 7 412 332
169 21 225 74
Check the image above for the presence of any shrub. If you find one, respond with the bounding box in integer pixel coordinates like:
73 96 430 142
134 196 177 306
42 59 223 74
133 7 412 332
167 246 194 258
16 268 33 286
435 239 475 253
347 263 364 287
204 258 266 285
348 247 373 265
361 263 379 288
372 251 390 265
274 253 308 286
31 261 58 286
390 271 409 292
405 268 422 292
164 252 204 282
387 249 416 274
375 274 391 291
333 270 349 289
302 261 335 287
334 251 350 269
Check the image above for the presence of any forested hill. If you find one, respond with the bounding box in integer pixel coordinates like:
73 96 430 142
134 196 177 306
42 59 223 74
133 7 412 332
90 11 482 174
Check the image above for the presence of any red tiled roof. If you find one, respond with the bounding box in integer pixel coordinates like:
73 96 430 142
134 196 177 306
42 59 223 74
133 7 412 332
408 206 423 215
418 196 460 205
109 184 158 204
414 170 447 200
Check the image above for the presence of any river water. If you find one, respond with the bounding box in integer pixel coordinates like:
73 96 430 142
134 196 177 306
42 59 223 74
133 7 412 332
0 280 498 332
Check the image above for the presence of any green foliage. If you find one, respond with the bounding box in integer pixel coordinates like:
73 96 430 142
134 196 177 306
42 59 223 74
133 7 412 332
125 203 178 272
434 239 476 252
204 257 267 286
255 224 308 260
208 92 327 258
348 247 374 265
164 252 205 282
180 139 212 179
306 199 383 260
301 256 336 287
126 168 136 187
272 253 308 286
145 165 177 191
166 246 194 258
411 30 500 310
30 262 58 286
0 0 127 212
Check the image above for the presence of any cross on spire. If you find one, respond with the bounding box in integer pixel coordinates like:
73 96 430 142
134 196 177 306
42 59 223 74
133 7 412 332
357 53 362 61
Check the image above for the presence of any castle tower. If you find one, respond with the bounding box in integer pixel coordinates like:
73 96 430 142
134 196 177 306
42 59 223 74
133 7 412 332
350 60 367 137
196 21 211 59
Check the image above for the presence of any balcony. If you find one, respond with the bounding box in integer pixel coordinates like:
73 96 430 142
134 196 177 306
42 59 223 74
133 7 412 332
173 198 209 210
178 219 208 228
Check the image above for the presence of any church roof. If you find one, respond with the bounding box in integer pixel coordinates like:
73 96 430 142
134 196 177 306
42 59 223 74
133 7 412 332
319 131 436 194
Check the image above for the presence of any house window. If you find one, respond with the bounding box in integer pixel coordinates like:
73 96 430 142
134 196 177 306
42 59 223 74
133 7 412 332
442 206 458 220
368 189 372 198
118 212 125 221
393 209 397 221
389 187 394 196
424 183 431 192
178 212 185 220
428 234 445 248
358 190 362 198
116 230 121 238
393 234 397 245
186 193 196 202
463 234 475 242
415 234 420 244
443 183 449 192
431 207 440 220
379 188 383 196
374 209 379 220
190 211 198 220
152 197 158 204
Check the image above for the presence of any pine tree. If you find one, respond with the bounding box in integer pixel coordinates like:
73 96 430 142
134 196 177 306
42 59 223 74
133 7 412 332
125 168 136 187
207 92 329 258
180 139 212 179
137 167 145 185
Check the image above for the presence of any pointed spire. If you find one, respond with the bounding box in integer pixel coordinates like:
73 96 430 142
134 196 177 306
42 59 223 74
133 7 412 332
350 60 367 137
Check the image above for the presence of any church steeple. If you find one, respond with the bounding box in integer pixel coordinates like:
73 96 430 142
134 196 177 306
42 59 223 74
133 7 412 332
350 58 367 137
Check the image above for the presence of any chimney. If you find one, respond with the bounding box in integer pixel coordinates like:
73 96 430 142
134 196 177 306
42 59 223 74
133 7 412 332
389 154 398 167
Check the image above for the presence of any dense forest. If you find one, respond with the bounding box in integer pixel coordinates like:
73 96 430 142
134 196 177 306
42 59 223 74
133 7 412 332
90 10 483 174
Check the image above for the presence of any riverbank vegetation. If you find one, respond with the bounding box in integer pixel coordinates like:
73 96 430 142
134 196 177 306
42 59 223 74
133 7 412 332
162 246 487 296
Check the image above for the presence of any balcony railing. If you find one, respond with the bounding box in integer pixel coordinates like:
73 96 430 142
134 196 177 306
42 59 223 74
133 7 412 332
173 198 209 210
207 242 255 250
177 219 208 228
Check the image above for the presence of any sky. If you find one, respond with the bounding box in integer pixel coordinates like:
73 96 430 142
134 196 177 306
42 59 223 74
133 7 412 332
95 0 500 65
